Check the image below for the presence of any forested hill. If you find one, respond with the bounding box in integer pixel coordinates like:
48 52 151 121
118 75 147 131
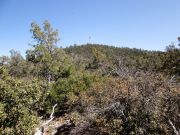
65 44 149 59
65 44 179 76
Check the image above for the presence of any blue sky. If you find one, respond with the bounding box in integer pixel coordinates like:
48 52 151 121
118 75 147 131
0 0 180 56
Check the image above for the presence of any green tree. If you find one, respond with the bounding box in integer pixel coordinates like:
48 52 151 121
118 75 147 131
8 49 26 77
163 44 180 75
86 47 106 70
26 21 72 82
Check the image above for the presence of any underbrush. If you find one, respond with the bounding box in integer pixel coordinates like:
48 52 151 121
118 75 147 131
68 72 180 135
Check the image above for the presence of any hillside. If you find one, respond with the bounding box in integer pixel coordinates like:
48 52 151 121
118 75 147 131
0 21 179 135
65 44 179 77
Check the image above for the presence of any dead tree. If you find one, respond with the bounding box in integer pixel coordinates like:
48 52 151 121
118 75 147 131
34 104 57 135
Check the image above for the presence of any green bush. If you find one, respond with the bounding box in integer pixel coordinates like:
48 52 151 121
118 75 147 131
0 67 47 134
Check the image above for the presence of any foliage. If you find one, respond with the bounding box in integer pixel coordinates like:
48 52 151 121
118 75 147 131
49 71 101 112
163 44 180 75
26 20 72 82
0 21 179 134
65 44 180 78
0 67 47 134
70 72 180 135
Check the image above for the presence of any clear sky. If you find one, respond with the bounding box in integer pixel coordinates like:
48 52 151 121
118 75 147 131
1 0 180 56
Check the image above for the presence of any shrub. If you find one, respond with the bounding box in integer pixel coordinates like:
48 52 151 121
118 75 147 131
0 67 47 134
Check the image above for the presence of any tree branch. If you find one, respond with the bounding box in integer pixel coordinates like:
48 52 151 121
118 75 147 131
34 104 57 135
169 119 179 135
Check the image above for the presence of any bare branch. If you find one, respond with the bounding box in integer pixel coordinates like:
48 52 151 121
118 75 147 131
34 104 57 135
169 119 179 135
